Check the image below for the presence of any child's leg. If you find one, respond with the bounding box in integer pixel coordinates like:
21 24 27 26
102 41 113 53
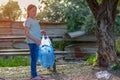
28 44 39 78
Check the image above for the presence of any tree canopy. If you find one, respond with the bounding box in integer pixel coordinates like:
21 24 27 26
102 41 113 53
0 0 22 21
37 0 120 34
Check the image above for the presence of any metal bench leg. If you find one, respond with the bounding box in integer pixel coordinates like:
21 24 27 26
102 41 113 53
53 60 57 73
50 38 57 73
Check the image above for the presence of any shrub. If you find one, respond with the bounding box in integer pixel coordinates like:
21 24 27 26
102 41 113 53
86 53 98 66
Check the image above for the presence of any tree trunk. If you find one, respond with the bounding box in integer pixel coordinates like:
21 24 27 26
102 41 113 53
86 0 120 67
96 10 117 67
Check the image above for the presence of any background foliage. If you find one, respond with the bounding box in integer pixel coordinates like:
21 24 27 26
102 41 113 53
37 0 120 34
0 0 21 21
37 0 96 33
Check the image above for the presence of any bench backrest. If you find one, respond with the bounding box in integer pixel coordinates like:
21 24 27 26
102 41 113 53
12 22 67 36
0 20 13 35
0 21 67 49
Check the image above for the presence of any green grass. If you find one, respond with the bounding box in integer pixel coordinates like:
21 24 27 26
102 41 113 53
86 53 98 66
0 56 30 67
116 40 120 52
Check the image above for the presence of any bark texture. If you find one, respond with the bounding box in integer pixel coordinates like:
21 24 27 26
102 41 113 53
86 0 119 67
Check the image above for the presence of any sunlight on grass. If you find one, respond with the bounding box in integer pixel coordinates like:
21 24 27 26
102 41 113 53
0 56 30 67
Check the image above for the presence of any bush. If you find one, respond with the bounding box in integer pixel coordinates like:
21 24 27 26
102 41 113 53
53 41 65 50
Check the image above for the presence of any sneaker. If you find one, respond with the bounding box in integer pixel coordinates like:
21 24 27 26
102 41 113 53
32 76 45 80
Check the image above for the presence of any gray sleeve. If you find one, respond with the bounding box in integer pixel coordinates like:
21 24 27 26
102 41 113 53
24 19 31 28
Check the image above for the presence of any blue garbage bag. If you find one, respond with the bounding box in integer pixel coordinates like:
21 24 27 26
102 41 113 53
38 35 55 68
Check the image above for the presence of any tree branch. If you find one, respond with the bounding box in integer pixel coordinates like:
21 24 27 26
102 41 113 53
96 0 118 22
111 0 119 22
86 0 99 19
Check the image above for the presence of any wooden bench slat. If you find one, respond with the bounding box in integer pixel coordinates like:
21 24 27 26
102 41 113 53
0 50 71 54
0 35 64 39
0 49 29 52
0 52 30 56
0 49 72 54
0 51 66 59
0 36 25 39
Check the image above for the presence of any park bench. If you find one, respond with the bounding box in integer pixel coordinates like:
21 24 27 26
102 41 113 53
0 22 76 72
0 48 70 72
0 21 97 72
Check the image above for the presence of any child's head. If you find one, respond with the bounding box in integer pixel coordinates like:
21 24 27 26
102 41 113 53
27 4 37 18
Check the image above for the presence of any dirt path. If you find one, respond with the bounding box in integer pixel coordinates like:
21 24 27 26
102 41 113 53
0 61 120 80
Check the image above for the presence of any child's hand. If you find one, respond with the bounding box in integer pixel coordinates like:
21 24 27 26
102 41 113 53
35 39 41 46
41 30 46 35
